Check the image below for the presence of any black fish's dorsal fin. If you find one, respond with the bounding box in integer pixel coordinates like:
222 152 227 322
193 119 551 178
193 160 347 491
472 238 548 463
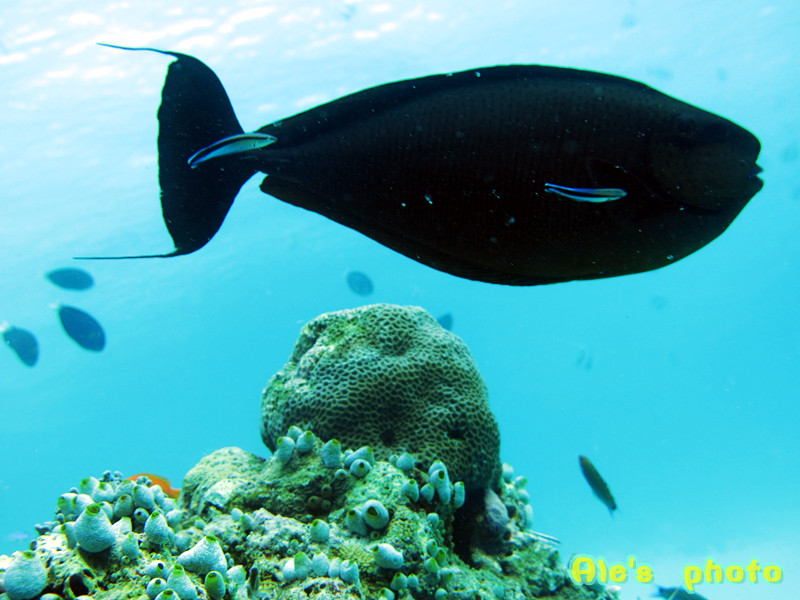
84 44 257 259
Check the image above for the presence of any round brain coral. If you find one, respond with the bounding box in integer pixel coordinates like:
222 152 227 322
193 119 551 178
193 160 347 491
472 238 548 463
261 304 501 492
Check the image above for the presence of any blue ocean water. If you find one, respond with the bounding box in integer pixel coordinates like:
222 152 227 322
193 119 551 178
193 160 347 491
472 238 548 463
1 1 798 599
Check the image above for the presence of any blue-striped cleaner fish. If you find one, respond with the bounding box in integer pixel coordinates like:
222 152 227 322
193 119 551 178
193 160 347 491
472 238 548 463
87 45 762 285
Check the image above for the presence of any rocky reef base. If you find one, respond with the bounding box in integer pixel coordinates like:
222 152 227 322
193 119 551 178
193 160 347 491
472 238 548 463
0 435 615 600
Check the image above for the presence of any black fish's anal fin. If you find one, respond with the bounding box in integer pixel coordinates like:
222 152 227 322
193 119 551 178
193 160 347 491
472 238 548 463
73 249 190 260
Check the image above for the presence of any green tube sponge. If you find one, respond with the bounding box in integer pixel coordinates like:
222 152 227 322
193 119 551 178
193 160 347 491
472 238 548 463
372 543 404 569
345 507 368 536
74 502 116 552
390 573 408 591
120 532 140 560
320 439 342 467
311 553 330 576
453 481 465 508
310 518 330 542
93 481 116 503
339 559 359 584
73 493 94 515
78 476 99 496
154 590 180 600
283 552 310 581
3 550 47 600
145 560 168 579
113 493 134 519
420 483 435 503
396 452 415 471
327 557 341 578
362 499 389 529
274 436 295 464
226 565 246 596
166 563 198 600
286 425 303 440
144 510 173 546
349 458 371 478
424 557 440 574
295 430 316 454
377 588 396 600
401 479 419 502
428 460 447 478
145 578 167 600
204 571 226 600
114 479 134 500
57 492 78 519
133 507 149 526
344 445 375 468
430 467 452 504
177 534 228 576
133 483 156 511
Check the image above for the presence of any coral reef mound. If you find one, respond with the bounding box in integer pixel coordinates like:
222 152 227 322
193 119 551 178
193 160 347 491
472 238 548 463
261 304 502 492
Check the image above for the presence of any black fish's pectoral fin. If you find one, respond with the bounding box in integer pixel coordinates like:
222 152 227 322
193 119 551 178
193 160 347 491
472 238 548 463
81 44 258 259
543 182 627 202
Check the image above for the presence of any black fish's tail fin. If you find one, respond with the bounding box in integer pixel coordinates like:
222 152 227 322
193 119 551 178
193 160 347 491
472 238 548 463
82 45 258 259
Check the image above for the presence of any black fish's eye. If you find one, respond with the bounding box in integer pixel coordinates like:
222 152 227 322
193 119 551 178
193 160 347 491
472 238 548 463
674 114 697 137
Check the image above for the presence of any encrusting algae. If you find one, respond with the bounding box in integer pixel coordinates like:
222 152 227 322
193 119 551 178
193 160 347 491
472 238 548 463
0 305 618 600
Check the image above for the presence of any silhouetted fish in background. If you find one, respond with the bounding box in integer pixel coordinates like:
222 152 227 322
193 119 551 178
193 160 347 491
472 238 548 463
56 304 106 351
579 455 617 515
92 45 762 285
654 587 709 600
46 267 94 290
1 323 39 366
346 270 374 295
436 313 454 331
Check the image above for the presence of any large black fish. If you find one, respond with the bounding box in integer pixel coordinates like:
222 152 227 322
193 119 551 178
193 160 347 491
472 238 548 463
95 45 762 285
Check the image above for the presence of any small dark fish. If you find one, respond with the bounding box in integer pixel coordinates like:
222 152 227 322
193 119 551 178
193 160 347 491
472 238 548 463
6 530 31 542
579 455 617 515
56 305 105 351
654 587 710 600
346 270 374 295
2 323 39 366
91 45 762 285
46 267 94 290
436 313 454 330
